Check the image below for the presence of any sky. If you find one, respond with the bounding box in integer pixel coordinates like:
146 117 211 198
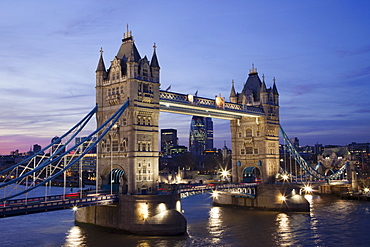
0 0 370 155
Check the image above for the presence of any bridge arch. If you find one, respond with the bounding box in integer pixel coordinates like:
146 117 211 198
103 166 127 194
242 166 261 183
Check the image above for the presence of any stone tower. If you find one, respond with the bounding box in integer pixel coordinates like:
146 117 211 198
95 28 160 194
229 66 280 183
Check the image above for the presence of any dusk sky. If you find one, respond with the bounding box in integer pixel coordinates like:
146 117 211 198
1 1 370 155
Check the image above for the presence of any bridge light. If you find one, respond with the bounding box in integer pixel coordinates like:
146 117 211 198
212 190 219 199
281 174 289 181
72 206 78 212
139 202 149 220
176 200 181 212
364 188 370 193
279 195 286 202
303 185 313 193
158 203 166 213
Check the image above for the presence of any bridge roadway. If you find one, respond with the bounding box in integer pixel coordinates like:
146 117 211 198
0 192 118 218
0 183 257 217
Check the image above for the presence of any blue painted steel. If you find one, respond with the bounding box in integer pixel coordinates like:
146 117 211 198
0 105 98 176
1 100 129 202
0 194 118 218
280 124 348 180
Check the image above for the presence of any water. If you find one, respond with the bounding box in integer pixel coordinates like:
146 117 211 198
1 190 370 247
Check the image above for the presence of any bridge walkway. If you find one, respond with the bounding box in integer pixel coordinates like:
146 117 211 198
0 192 118 218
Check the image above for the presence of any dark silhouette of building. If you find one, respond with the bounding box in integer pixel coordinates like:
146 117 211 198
161 129 178 156
189 116 213 156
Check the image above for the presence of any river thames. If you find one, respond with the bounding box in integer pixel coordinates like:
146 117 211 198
1 190 369 246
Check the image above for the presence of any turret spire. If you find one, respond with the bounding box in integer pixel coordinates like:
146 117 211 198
150 42 160 68
272 77 279 95
124 24 133 39
96 47 106 72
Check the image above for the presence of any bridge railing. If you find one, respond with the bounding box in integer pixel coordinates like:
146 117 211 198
159 91 264 114
0 194 118 217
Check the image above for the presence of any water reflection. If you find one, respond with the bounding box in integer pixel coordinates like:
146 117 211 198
64 226 86 247
207 206 224 244
275 213 294 246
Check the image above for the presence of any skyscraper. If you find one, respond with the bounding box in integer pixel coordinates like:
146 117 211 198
161 129 178 156
189 116 213 156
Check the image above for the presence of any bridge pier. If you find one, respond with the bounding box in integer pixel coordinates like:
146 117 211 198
213 184 309 212
75 194 187 235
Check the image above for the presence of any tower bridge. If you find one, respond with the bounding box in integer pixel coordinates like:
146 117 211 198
1 28 355 235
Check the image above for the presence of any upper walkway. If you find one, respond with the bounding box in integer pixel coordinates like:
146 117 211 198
159 90 264 120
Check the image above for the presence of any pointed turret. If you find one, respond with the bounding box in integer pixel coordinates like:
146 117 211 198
260 74 268 104
150 43 160 68
150 43 160 83
230 80 237 103
242 64 262 103
272 77 279 95
96 48 107 87
96 47 106 72
272 77 279 105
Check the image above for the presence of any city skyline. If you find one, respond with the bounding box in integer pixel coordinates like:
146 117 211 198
1 1 370 154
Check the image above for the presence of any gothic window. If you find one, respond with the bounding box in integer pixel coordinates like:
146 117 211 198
241 149 245 155
143 83 149 93
245 128 252 137
120 87 124 94
147 143 151 151
143 68 148 77
143 117 147 125
142 143 146 151
108 89 111 96
246 147 253 154
122 118 127 126
238 132 242 138
254 148 259 154
137 116 141 125
116 72 119 80
138 82 142 92
138 143 141 151
257 131 260 136
112 139 118 152
143 167 147 174
147 117 151 126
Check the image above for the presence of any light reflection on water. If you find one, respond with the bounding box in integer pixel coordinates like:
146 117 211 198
64 226 86 247
207 206 224 245
1 191 370 246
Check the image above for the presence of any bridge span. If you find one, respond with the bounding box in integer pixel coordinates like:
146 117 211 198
0 183 257 218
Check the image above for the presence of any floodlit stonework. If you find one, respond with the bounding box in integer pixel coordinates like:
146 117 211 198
229 66 280 183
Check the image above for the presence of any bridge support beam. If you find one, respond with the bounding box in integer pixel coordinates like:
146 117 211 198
75 194 186 235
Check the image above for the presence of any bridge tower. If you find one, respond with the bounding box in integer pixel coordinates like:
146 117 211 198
95 28 160 194
229 66 280 183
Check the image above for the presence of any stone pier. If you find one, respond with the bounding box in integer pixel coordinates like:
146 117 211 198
75 194 187 235
213 184 310 212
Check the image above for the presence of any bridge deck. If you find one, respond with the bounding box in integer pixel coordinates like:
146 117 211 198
159 91 264 120
0 193 118 218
